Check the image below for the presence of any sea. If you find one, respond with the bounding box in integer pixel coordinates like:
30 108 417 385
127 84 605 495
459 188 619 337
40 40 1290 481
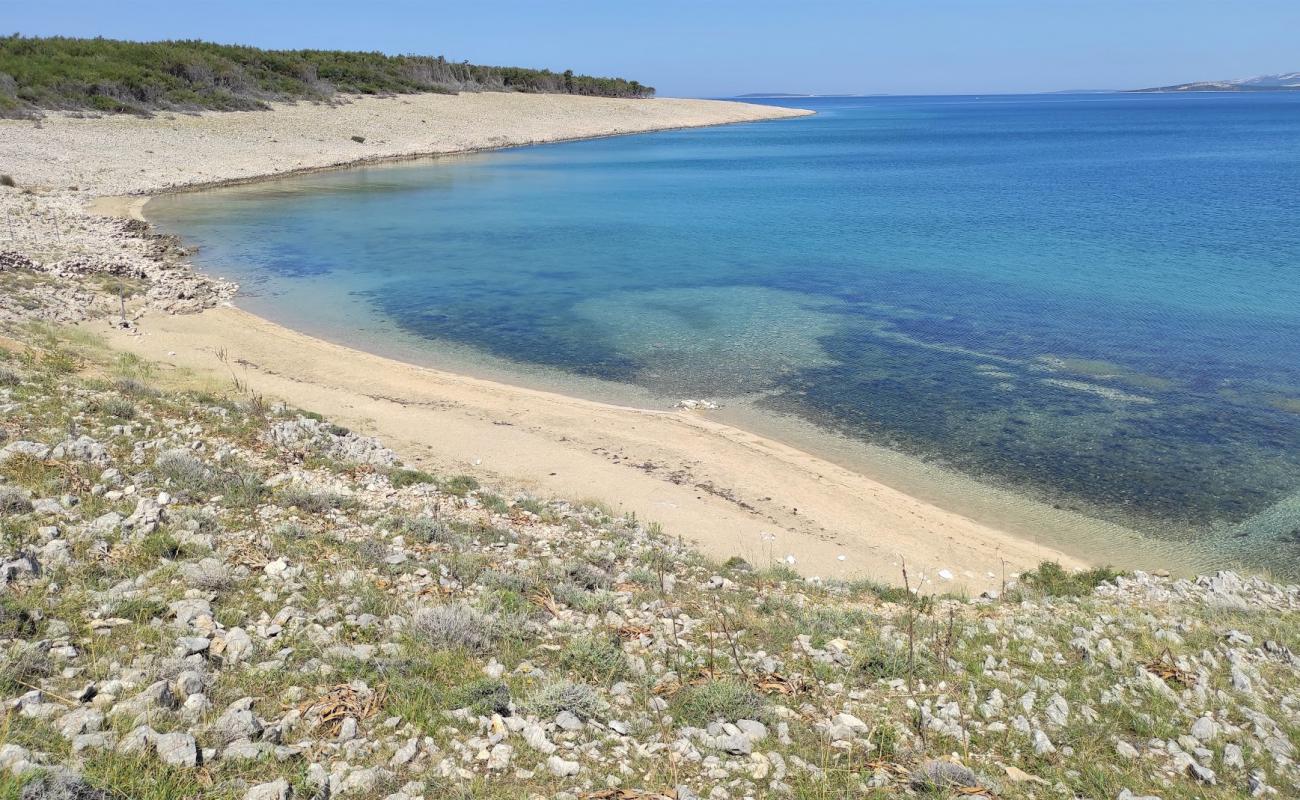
147 92 1300 577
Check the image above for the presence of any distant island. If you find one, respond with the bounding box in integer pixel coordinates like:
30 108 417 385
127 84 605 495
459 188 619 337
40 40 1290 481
1134 71 1300 92
0 35 654 117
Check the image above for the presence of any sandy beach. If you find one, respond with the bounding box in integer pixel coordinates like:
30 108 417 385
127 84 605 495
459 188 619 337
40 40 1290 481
1 91 1086 589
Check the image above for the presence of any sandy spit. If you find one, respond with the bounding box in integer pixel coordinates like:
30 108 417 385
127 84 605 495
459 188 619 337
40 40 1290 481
3 91 1082 589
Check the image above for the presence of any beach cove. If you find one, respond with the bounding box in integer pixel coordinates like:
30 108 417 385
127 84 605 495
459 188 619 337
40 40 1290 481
4 91 1278 588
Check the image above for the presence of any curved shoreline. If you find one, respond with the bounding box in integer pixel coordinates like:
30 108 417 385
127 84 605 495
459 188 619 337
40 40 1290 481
94 302 1088 590
7 91 1145 588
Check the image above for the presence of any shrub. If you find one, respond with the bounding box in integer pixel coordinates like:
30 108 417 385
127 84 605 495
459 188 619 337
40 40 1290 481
388 467 436 489
139 530 187 560
384 513 453 544
19 769 109 800
439 474 479 496
113 597 168 623
853 637 935 682
446 678 511 717
558 635 630 682
0 366 19 386
277 486 356 513
0 485 32 515
0 174 14 188
479 568 538 594
0 642 51 694
0 595 40 637
553 583 620 614
526 680 604 721
98 396 136 420
560 561 611 591
1019 561 1122 597
213 467 266 508
114 377 157 397
412 603 496 654
154 449 209 493
671 680 767 727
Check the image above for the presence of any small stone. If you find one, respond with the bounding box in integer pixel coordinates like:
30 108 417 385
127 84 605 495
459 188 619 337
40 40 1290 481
154 732 198 767
1032 729 1055 756
910 760 979 790
245 779 290 800
547 755 580 777
715 734 751 755
486 743 512 770
555 710 583 731
1190 715 1218 741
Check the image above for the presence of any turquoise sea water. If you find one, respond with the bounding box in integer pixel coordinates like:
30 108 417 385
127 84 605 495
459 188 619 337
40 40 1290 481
149 93 1300 575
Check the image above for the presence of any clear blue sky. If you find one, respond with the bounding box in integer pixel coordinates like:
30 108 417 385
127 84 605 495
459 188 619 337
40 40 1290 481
4 0 1297 97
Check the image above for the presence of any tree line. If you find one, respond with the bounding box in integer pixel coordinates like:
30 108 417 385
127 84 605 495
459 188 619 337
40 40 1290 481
0 35 654 117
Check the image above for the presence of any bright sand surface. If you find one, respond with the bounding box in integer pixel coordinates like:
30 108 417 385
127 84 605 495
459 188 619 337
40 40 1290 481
98 304 1083 589
4 91 1088 589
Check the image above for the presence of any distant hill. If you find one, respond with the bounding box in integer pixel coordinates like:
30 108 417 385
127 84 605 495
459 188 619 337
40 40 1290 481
1135 72 1300 93
735 92 813 98
0 35 654 117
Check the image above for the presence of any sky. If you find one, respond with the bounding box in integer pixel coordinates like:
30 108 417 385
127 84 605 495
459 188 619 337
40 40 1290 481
4 0 1298 97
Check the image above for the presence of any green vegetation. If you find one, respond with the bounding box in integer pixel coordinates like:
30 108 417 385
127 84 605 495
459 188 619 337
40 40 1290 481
1017 560 1123 597
0 35 654 117
671 680 769 726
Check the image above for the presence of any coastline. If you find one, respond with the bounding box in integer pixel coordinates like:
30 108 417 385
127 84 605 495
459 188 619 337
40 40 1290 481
6 91 1100 589
92 302 1085 589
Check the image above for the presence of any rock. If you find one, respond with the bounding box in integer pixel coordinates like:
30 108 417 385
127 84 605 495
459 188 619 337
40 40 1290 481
116 725 156 755
338 767 385 796
154 732 198 767
0 441 51 463
16 768 108 800
56 707 103 739
827 712 868 741
523 722 557 754
213 698 262 743
910 759 979 790
0 743 36 775
715 734 752 755
1190 715 1218 741
51 435 109 466
0 551 40 583
736 719 767 742
71 733 113 755
1115 739 1139 759
177 635 210 656
1032 729 1055 756
547 755 580 777
245 779 291 800
486 743 512 770
555 710 583 731
1224 743 1245 769
220 627 254 664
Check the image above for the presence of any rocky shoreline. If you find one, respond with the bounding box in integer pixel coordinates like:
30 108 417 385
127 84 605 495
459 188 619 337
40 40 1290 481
0 338 1297 798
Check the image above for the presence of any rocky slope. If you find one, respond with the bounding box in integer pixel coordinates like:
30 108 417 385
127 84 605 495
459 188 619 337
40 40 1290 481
0 329 1296 799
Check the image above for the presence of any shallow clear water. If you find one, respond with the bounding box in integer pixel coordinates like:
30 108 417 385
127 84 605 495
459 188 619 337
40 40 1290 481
149 93 1300 575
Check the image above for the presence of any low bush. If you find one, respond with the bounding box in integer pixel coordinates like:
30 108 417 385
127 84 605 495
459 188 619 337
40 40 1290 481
412 603 496 654
557 635 630 682
446 678 511 717
671 680 768 726
1019 561 1122 597
277 486 356 513
526 680 604 721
